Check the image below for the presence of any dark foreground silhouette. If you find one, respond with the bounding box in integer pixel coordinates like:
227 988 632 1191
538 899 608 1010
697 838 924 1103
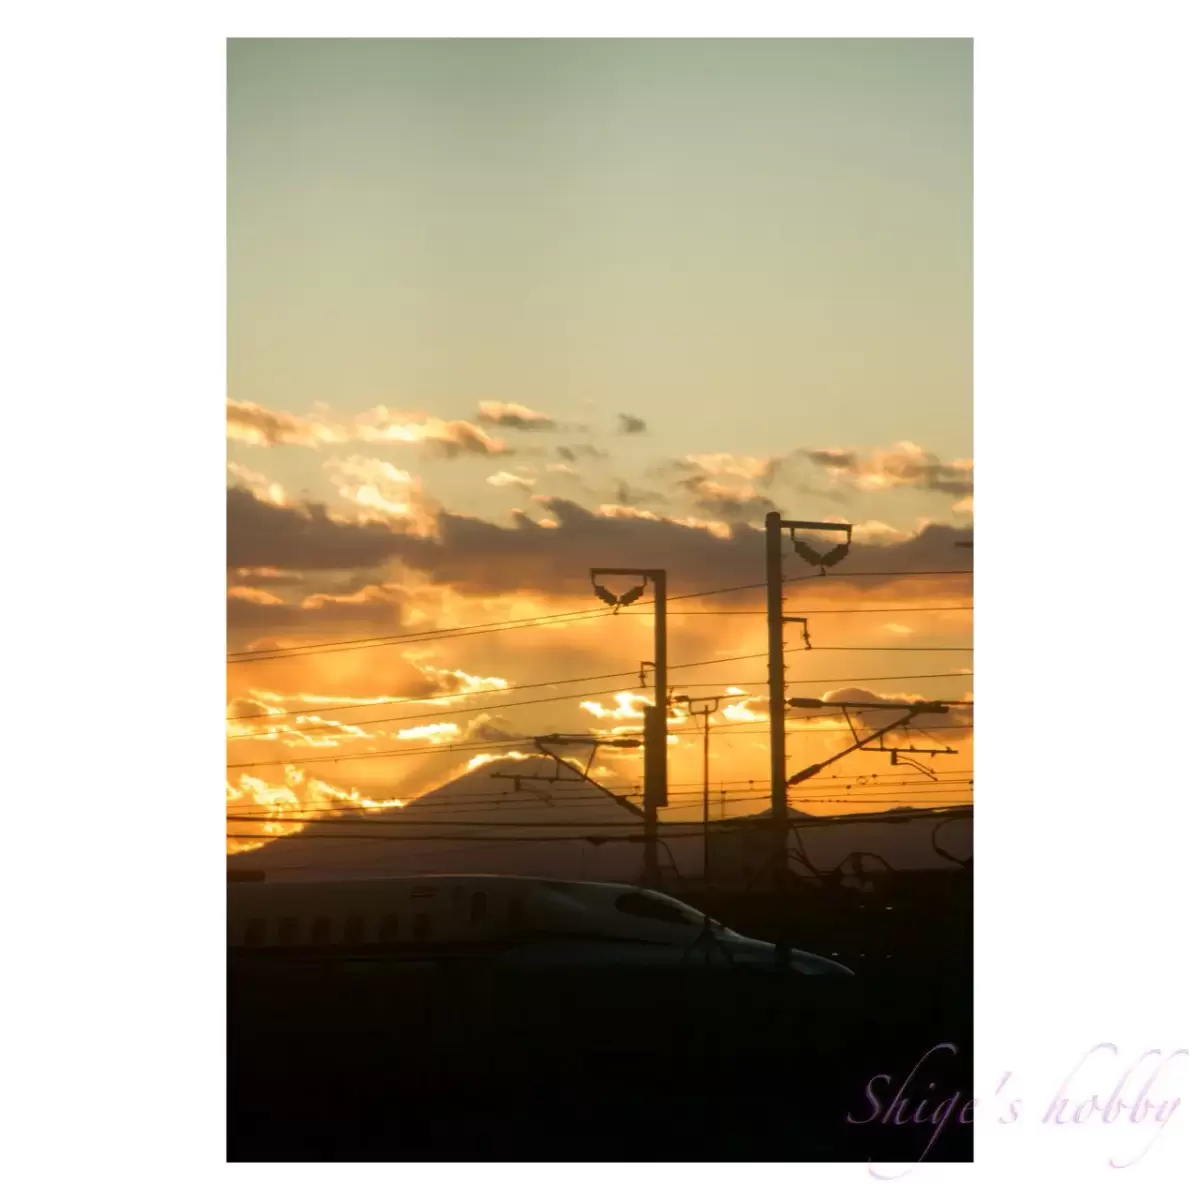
228 869 972 1162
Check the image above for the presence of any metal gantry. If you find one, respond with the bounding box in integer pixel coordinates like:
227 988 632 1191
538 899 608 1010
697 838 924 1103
786 698 955 785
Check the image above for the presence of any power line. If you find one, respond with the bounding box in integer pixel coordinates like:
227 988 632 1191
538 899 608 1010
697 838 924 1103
228 681 722 741
227 653 775 724
785 645 972 652
228 608 607 663
224 790 975 829
229 800 976 871
224 773 975 817
668 606 974 616
227 721 973 771
224 790 973 824
229 669 974 725
225 802 975 844
224 766 976 804
227 660 971 740
227 570 974 663
707 723 973 738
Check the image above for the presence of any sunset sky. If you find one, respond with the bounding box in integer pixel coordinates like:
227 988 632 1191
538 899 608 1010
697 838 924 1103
226 38 973 849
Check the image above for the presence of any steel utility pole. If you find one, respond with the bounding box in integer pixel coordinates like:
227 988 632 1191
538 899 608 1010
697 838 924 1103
590 568 667 888
765 516 853 896
676 695 722 890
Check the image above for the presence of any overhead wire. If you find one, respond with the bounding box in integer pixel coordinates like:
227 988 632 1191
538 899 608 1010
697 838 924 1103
223 774 974 818
228 569 973 663
228 722 972 770
228 669 974 725
232 799 977 876
224 803 974 845
226 651 778 725
225 792 975 828
227 670 973 740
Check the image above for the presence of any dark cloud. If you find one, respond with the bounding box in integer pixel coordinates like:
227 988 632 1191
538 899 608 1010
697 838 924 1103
804 445 973 498
617 413 647 435
227 586 404 648
614 480 668 506
229 487 972 600
806 449 857 470
556 444 607 462
227 486 411 572
922 466 974 498
395 500 972 599
678 475 776 523
652 452 843 505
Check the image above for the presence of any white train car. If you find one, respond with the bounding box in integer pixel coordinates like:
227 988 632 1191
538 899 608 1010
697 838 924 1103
227 873 851 976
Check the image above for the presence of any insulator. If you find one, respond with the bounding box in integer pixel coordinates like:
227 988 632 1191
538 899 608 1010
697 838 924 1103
793 540 824 566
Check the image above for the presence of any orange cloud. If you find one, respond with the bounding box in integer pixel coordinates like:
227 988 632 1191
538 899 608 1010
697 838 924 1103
226 399 510 457
298 584 403 611
226 462 289 507
720 698 768 723
476 401 558 430
226 764 412 852
682 453 777 480
227 585 286 605
324 456 441 536
355 406 509 456
416 663 510 699
226 401 347 448
393 722 461 743
487 470 537 490
807 442 973 498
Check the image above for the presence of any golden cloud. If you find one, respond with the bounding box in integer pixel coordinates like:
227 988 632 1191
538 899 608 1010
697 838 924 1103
807 441 973 498
681 453 777 481
323 456 441 537
227 399 511 457
476 401 558 430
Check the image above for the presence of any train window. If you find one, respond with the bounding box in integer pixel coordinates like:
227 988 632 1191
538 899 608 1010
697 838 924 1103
311 916 331 945
244 917 266 946
413 912 431 942
470 891 487 924
343 913 366 945
378 913 400 944
614 892 693 925
277 916 298 946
